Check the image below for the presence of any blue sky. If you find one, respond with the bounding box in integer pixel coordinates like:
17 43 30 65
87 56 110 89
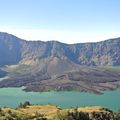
0 0 120 43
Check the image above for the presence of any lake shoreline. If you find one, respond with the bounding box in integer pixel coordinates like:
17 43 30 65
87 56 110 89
0 87 120 110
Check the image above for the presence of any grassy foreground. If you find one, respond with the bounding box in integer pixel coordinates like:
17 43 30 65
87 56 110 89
0 102 120 120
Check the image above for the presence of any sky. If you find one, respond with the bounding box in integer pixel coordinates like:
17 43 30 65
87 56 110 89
0 0 120 43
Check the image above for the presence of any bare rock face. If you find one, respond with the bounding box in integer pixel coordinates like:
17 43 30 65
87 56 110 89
0 32 120 67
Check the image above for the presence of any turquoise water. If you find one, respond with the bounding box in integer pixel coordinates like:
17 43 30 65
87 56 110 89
0 87 120 110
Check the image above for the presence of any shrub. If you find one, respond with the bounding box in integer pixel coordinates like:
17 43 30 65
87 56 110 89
53 109 90 120
18 101 31 108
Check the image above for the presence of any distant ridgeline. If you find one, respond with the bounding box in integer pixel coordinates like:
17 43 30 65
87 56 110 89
0 32 120 67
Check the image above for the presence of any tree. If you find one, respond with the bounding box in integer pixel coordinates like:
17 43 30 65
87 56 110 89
18 101 31 108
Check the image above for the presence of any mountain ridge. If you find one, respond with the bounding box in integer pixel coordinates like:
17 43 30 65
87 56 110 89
0 32 120 93
1 32 120 44
0 32 120 66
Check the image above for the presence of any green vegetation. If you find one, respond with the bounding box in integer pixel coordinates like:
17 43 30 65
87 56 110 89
0 102 119 120
115 110 120 120
53 109 90 120
18 101 31 108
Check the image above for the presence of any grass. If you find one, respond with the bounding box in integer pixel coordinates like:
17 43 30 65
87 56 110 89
0 104 116 120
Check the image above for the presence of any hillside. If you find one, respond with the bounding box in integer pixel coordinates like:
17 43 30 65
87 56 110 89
0 103 119 120
0 32 120 67
0 32 120 94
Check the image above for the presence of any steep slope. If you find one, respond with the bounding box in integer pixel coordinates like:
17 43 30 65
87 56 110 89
0 32 23 66
0 32 120 67
20 38 120 66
